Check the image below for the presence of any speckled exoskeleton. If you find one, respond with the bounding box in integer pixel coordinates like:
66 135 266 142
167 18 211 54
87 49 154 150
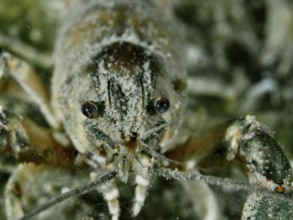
1 0 293 219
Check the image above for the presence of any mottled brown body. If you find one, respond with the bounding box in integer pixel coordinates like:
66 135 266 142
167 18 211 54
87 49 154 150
52 0 187 157
51 1 188 218
1 1 293 220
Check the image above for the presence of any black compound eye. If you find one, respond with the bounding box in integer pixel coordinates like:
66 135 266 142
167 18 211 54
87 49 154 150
154 97 170 113
81 101 98 119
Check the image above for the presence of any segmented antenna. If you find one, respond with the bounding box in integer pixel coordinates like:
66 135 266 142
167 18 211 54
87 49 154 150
140 141 182 165
141 111 186 141
156 167 293 205
19 170 117 220
19 166 292 220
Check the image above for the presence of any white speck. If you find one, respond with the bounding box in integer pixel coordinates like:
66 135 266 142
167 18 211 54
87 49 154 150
135 175 149 186
105 188 119 201
61 187 70 193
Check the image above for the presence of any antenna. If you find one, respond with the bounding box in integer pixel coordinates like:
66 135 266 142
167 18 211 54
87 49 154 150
155 167 293 205
19 170 117 220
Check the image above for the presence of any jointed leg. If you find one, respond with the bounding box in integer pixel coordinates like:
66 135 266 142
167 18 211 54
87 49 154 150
5 164 46 220
132 154 153 217
166 115 293 219
0 34 52 68
0 108 75 167
168 115 293 190
91 172 120 220
224 115 293 189
0 50 59 129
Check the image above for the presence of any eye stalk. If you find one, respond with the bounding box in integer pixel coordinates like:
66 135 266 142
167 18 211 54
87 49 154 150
154 97 170 113
147 97 170 115
81 101 105 118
